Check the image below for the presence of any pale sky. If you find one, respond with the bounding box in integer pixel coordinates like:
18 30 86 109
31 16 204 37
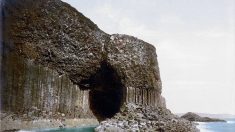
62 0 235 115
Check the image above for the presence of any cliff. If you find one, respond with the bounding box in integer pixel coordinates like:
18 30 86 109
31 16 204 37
1 0 197 131
1 0 163 121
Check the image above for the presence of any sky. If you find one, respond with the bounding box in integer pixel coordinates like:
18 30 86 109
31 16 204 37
62 0 235 115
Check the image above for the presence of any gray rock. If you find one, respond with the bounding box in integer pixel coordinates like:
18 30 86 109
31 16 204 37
96 103 198 132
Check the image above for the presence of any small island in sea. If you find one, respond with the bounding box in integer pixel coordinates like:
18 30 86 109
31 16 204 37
181 112 226 122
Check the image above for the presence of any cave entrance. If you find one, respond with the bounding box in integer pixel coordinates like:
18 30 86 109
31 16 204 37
80 61 125 121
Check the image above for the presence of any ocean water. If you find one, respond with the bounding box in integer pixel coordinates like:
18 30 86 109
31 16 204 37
197 118 235 132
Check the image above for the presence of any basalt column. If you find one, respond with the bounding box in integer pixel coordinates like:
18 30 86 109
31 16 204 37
107 34 165 108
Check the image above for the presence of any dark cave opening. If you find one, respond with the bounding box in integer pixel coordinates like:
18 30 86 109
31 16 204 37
80 61 125 121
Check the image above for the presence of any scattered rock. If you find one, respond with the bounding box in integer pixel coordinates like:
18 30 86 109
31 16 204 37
95 103 199 132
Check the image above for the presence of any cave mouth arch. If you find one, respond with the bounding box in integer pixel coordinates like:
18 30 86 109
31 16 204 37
80 61 125 121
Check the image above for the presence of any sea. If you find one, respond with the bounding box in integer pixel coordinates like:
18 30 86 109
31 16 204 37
197 118 235 132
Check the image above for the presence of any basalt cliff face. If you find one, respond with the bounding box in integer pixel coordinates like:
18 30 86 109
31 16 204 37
1 0 197 131
1 0 164 120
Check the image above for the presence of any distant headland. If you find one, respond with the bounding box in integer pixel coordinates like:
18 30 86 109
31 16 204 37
180 112 226 122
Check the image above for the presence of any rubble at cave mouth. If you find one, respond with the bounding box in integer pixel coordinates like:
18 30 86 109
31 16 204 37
80 61 125 121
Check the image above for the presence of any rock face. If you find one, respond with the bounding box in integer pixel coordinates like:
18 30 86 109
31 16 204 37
181 112 226 122
1 0 197 131
1 0 163 121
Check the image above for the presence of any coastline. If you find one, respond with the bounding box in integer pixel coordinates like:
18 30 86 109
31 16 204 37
196 122 213 132
195 118 235 132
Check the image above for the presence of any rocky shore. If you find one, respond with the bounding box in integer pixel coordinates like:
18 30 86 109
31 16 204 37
1 104 199 132
0 112 98 131
95 103 199 132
